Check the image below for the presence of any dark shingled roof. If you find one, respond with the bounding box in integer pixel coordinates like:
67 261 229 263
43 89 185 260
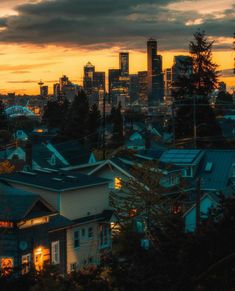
73 210 115 225
0 185 56 221
199 150 235 191
0 169 109 192
51 140 92 165
49 214 73 231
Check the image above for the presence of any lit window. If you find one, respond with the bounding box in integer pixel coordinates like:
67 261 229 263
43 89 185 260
129 208 137 218
0 221 13 228
114 177 122 189
51 241 60 265
22 254 31 274
74 230 80 248
88 227 93 239
18 217 48 229
1 258 14 276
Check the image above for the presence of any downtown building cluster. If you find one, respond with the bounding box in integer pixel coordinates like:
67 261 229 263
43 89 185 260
47 38 193 109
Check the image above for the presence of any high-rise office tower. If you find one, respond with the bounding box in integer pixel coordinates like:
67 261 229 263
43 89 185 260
40 86 48 98
138 71 148 105
171 55 193 96
93 72 105 92
59 75 69 92
83 62 95 96
147 38 164 106
171 55 193 83
129 74 139 104
119 52 129 76
164 68 172 99
53 83 60 99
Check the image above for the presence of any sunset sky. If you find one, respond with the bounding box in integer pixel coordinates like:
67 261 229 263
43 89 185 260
0 0 234 95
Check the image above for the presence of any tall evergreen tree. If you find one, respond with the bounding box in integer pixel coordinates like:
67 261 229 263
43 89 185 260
65 91 89 141
111 102 123 147
88 103 101 148
42 98 69 130
173 31 223 148
0 99 7 130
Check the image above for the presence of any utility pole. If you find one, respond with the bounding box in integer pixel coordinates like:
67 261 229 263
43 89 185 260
172 101 176 147
102 92 106 160
193 95 197 149
196 177 201 233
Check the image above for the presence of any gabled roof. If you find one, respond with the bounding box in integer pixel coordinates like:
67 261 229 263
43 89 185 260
199 150 235 191
32 143 64 169
160 149 203 165
49 140 93 166
136 149 165 160
88 158 133 178
48 214 73 231
0 169 109 192
0 184 56 221
183 192 221 218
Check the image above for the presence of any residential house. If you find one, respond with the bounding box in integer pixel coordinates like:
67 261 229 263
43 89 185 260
0 184 72 275
0 169 114 272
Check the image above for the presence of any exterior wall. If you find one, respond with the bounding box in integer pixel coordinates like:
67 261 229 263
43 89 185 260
6 183 110 221
0 222 51 272
49 229 67 274
0 228 18 270
8 183 60 211
66 221 111 272
184 196 216 232
67 221 99 272
61 184 110 220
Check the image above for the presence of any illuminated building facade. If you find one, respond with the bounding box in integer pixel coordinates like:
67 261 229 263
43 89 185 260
138 71 148 105
119 52 129 76
83 62 105 105
147 38 164 106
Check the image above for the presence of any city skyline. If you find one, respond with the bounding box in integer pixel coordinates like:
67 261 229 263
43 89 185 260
0 0 233 94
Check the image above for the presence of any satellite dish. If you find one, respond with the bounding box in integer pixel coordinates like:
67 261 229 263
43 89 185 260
19 241 28 251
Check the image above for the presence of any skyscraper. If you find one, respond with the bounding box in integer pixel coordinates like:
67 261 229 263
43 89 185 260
129 74 139 104
164 68 172 100
147 38 164 106
119 52 129 76
83 62 95 96
171 55 193 84
138 71 148 105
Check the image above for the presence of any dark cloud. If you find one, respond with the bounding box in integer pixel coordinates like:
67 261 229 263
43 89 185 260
0 0 233 50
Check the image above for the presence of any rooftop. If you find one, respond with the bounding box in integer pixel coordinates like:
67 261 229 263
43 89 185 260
0 169 109 192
